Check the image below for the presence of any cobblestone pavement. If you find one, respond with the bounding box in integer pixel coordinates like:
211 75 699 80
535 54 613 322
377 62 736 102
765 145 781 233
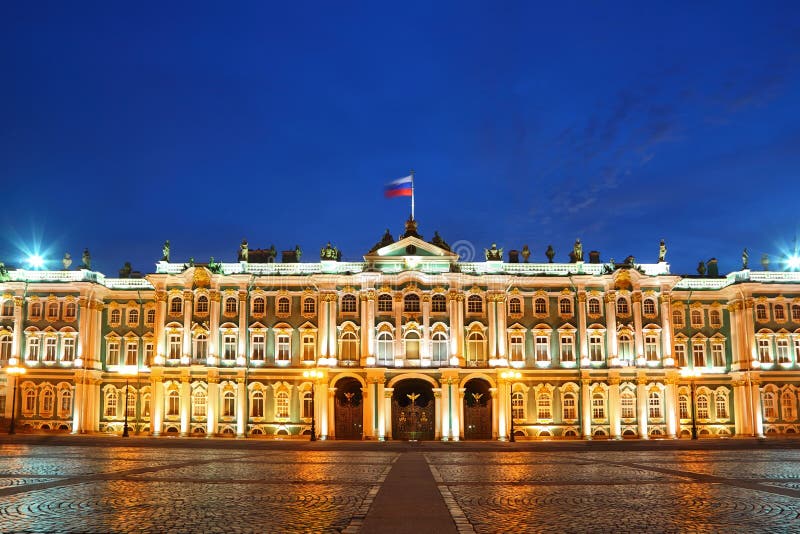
425 450 800 533
1 440 800 533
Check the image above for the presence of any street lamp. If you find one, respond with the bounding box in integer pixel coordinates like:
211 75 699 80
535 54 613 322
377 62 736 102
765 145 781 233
303 369 323 441
118 367 137 437
6 364 26 435
501 370 521 442
680 368 702 440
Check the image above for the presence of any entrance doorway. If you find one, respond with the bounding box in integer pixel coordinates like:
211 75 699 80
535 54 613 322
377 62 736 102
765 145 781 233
334 377 363 439
464 378 492 439
391 378 435 440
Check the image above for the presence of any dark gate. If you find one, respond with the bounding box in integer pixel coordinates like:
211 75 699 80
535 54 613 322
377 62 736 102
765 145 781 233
391 379 435 440
464 378 492 439
335 378 363 439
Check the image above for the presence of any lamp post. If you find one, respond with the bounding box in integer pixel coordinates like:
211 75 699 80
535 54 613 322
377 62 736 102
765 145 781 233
6 364 26 435
501 370 521 442
680 368 701 440
303 369 323 441
118 367 136 438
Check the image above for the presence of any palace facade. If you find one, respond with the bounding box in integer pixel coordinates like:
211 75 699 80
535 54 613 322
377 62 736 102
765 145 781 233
2 219 800 440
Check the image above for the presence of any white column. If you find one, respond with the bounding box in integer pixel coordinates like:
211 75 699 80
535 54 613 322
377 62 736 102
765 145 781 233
457 295 465 364
384 387 393 440
328 297 337 361
180 377 191 436
581 377 592 438
182 292 193 359
394 295 402 361
71 375 83 433
155 292 167 361
11 296 24 361
433 388 441 439
362 383 373 439
238 292 247 359
578 291 588 361
207 379 218 436
319 294 329 358
605 292 618 360
422 296 431 360
632 292 644 359
368 293 376 359
609 377 621 439
496 296 506 360
376 379 385 440
457 387 465 440
209 291 220 360
440 380 451 440
750 378 764 438
152 375 164 436
360 293 369 362
488 297 497 359
492 386 502 440
75 297 89 363
637 376 648 439
665 377 677 438
236 378 246 437
318 379 329 438
327 388 336 439
660 294 673 363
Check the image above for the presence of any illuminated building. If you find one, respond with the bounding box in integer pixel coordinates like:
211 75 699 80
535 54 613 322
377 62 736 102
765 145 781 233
1 219 799 440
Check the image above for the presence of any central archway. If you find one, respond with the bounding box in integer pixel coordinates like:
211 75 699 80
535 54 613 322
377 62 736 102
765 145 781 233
334 377 363 439
391 378 435 440
463 378 492 439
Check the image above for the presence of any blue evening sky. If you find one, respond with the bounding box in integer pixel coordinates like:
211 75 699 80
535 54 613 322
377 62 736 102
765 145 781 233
1 1 799 275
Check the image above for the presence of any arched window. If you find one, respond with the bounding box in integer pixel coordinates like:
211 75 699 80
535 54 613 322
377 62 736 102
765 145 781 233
431 332 448 363
166 390 180 416
303 298 315 314
792 304 800 322
775 305 786 321
377 294 393 312
251 390 264 418
512 391 525 420
643 299 656 316
467 295 483 313
762 392 777 419
1 300 13 317
591 393 605 419
196 295 209 314
709 309 721 327
562 393 577 420
621 392 635 419
466 331 485 364
30 302 42 319
192 390 207 417
223 297 236 315
59 389 72 417
110 309 121 324
618 334 633 364
223 391 236 417
509 298 521 315
128 309 139 325
341 295 356 313
690 309 703 327
0 334 11 361
716 393 729 419
404 331 420 359
276 391 289 418
302 391 313 419
404 294 420 313
672 309 684 327
141 393 151 418
537 393 551 420
376 332 394 363
146 309 156 325
126 390 136 417
696 394 710 419
679 395 689 419
47 303 59 320
252 297 265 315
782 391 796 420
170 297 183 315
277 297 290 315
587 298 601 316
339 331 358 362
24 388 37 412
40 389 54 414
534 298 547 315
431 294 446 313
616 297 629 316
104 390 118 417
755 304 768 321
559 299 572 315
648 391 662 419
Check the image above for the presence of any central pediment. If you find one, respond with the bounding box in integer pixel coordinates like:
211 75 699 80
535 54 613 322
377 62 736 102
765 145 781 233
363 236 458 261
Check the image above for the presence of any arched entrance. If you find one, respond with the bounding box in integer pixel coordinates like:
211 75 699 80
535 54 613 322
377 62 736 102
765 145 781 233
391 378 435 440
463 378 492 440
334 377 363 439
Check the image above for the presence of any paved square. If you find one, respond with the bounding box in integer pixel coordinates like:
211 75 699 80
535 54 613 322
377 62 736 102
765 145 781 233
1 439 799 533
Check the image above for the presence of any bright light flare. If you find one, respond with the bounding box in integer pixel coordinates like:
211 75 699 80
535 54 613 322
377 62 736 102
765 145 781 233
787 255 800 270
27 255 45 269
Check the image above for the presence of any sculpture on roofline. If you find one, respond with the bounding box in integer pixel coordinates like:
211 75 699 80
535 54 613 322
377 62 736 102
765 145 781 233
295 245 302 262
62 252 72 270
239 239 249 262
761 253 769 271
0 261 8 281
162 240 170 262
573 239 583 262
119 262 132 278
431 231 450 251
81 248 91 270
697 261 706 276
545 245 555 263
659 239 667 262
521 245 530 263
320 242 340 261
485 243 503 261
742 248 749 269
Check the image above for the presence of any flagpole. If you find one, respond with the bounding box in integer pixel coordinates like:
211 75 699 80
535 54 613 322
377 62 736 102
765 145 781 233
410 169 415 220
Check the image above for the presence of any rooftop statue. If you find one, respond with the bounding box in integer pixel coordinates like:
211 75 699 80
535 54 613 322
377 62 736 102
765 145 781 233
402 216 422 239
162 240 170 262
370 229 395 253
0 261 7 281
239 239 249 262
62 252 72 270
81 248 91 270
707 257 719 277
119 262 132 278
697 261 706 276
545 245 555 263
742 248 749 269
295 245 302 262
320 242 340 261
485 243 503 261
208 257 222 274
761 253 770 271
659 239 667 262
431 231 450 251
573 239 583 262
521 244 531 263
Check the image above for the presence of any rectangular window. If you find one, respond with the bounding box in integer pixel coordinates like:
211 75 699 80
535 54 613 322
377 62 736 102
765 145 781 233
276 335 290 362
107 342 120 366
592 396 605 419
144 343 154 366
168 334 181 359
1 336 13 360
302 335 316 361
674 344 687 367
560 336 574 362
648 394 662 419
758 339 771 363
589 336 603 362
537 396 551 420
44 337 57 361
644 336 658 361
251 335 265 361
711 343 725 367
679 396 689 419
692 344 706 367
223 335 236 360
509 335 524 362
535 336 549 362
62 338 75 362
776 339 790 364
126 343 138 365
562 396 576 420
621 396 635 419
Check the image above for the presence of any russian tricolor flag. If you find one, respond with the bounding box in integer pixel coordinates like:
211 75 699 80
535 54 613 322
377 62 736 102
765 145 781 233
384 175 413 198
